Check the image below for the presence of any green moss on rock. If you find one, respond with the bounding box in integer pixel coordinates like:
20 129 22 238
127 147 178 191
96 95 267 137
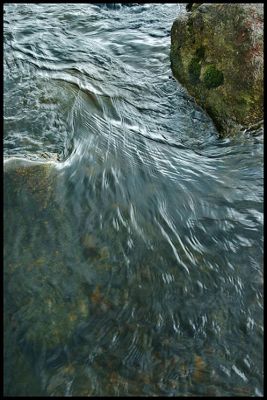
203 65 224 89
170 4 263 135
195 46 205 59
188 57 201 83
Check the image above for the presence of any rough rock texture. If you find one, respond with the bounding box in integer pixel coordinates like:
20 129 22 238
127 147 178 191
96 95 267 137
170 3 263 136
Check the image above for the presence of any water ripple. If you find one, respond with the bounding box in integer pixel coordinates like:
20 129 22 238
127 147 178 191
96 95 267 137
4 2 263 397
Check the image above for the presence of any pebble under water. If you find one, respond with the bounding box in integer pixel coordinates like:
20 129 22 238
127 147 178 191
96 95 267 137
4 3 263 397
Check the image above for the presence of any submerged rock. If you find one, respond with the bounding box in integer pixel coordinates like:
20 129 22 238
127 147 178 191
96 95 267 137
4 158 57 211
4 159 90 351
170 3 263 136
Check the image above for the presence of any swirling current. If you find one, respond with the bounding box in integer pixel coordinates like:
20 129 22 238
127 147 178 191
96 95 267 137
4 3 263 397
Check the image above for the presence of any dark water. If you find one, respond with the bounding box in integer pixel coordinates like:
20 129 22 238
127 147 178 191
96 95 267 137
4 3 263 397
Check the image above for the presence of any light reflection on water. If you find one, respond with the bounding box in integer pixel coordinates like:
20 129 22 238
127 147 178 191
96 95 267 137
4 3 263 397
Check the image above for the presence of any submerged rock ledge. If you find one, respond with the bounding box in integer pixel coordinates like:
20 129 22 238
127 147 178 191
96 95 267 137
170 3 263 136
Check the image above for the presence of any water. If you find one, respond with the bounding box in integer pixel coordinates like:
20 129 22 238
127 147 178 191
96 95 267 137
4 3 263 396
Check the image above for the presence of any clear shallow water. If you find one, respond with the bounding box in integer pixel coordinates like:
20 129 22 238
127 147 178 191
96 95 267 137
4 3 263 397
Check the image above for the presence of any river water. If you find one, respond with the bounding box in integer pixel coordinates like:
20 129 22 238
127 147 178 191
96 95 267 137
4 3 263 397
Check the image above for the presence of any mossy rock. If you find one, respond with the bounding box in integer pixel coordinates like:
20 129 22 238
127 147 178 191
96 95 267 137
171 3 263 135
186 3 203 13
203 65 224 89
188 57 201 83
195 46 205 60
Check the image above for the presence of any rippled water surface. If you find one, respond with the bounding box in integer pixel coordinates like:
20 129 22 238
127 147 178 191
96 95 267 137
4 3 263 396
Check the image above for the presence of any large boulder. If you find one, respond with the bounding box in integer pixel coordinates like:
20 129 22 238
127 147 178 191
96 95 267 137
170 3 263 136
